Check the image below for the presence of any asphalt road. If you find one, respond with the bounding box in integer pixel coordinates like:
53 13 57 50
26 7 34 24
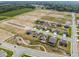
0 42 64 57
17 36 47 52
71 13 78 56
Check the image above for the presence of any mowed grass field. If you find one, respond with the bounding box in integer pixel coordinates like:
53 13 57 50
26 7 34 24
0 48 13 57
0 8 34 21
0 16 8 21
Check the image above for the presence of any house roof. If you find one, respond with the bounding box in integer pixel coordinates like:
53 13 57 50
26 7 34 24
64 25 70 28
49 37 57 44
59 39 67 47
53 32 58 38
60 39 67 44
40 35 47 40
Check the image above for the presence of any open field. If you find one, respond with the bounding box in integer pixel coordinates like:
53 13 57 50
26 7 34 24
1 1 79 57
0 9 72 29
0 8 34 21
0 8 34 17
0 9 72 56
0 29 14 42
0 16 8 21
40 10 72 24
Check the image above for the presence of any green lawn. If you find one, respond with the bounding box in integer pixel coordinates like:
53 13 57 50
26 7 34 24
21 54 31 57
0 8 34 17
77 32 79 35
0 48 13 57
0 16 8 21
76 16 79 19
0 8 34 21
77 36 79 39
76 25 79 39
66 41 71 55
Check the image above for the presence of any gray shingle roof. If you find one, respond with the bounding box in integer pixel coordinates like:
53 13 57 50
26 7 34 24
49 37 57 44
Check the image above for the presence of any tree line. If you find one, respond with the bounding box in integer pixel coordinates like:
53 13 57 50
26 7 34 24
0 4 35 14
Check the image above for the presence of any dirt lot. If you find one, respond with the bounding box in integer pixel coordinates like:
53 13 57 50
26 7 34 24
0 9 72 40
0 29 14 42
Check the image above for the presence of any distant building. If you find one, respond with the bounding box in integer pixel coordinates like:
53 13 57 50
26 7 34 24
66 21 71 26
44 22 49 28
34 5 45 9
63 31 68 36
32 31 39 38
64 25 70 28
62 34 67 40
44 30 49 36
40 35 47 43
56 23 62 27
49 37 57 46
53 31 58 38
59 34 67 47
59 40 67 47
64 21 71 28
51 23 55 27
48 22 52 27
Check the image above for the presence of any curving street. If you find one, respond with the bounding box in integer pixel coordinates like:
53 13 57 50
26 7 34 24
0 42 64 57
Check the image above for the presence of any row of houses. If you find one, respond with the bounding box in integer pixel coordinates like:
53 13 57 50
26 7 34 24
34 20 71 37
26 29 68 47
32 20 70 48
35 20 71 29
